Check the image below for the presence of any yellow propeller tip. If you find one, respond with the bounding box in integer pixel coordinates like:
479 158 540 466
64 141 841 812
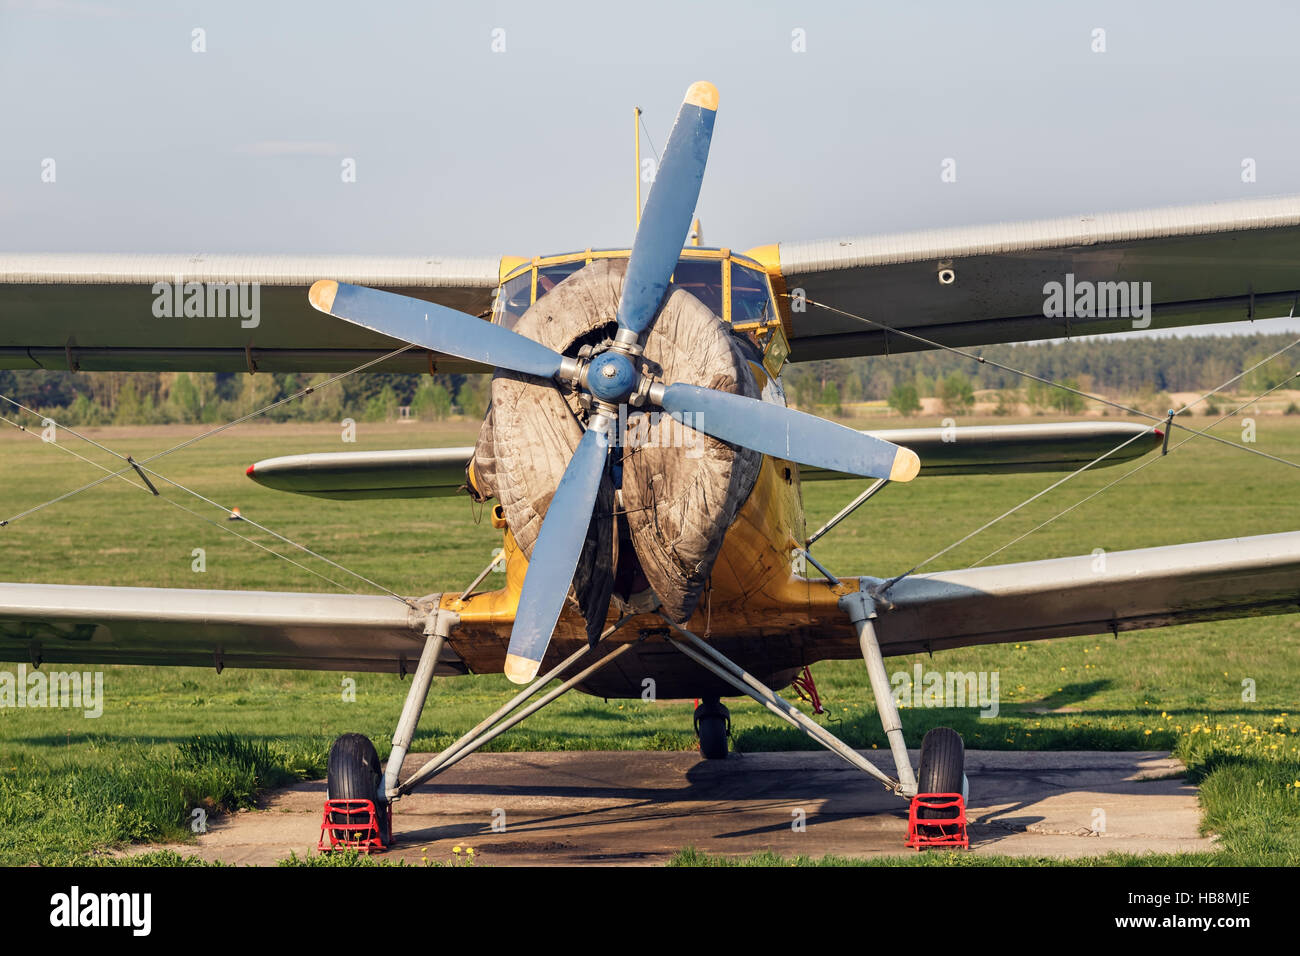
889 447 921 483
685 81 719 112
504 653 540 685
308 279 338 313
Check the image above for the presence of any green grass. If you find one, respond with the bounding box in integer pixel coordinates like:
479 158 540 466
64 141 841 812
277 848 478 867
0 412 1298 865
667 847 1272 866
0 732 328 864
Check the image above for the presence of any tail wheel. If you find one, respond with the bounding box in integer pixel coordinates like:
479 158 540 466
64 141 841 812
327 733 391 845
916 727 965 821
694 697 731 760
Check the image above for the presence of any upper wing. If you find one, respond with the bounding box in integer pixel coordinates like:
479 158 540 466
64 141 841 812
867 531 1300 655
751 195 1300 361
0 582 464 674
0 253 500 373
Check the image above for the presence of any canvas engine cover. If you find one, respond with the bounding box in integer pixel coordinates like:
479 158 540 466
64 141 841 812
471 258 762 629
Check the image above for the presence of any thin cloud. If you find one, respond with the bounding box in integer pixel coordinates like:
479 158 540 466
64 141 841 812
3 0 125 17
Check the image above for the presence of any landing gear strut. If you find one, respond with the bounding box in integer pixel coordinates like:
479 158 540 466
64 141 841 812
322 608 638 850
661 582 968 807
694 696 731 759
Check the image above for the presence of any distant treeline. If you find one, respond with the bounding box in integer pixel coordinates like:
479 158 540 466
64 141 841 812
0 369 493 427
782 332 1299 412
0 332 1295 426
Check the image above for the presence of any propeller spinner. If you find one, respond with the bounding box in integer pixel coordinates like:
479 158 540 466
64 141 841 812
308 81 919 683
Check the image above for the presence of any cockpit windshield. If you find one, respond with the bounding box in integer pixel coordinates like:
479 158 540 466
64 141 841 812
731 263 772 323
495 272 532 329
538 261 584 295
667 259 723 316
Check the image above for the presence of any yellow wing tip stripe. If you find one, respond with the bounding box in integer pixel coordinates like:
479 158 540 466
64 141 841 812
308 279 338 313
890 447 921 483
504 653 540 685
685 81 719 112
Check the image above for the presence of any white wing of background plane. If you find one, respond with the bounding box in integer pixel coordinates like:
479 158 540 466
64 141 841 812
242 422 1163 500
750 194 1300 361
0 253 500 373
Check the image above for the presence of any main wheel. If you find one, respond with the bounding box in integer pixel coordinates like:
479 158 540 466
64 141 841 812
694 697 731 760
916 727 965 821
327 733 391 846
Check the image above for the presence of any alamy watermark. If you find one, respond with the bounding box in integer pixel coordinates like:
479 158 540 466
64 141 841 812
151 277 260 328
50 886 150 936
891 664 999 718
0 665 103 718
1043 273 1152 329
617 405 706 458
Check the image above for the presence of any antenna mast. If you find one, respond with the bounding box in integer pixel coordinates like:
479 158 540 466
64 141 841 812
634 106 643 228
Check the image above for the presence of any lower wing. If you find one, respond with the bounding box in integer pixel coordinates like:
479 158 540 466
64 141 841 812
0 531 1295 672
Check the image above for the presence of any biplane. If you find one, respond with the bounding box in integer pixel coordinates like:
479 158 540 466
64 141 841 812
3 82 1299 845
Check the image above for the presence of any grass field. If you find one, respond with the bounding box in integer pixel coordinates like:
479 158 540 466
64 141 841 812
0 410 1297 865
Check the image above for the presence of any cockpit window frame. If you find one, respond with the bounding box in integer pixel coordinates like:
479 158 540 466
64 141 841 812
493 248 787 373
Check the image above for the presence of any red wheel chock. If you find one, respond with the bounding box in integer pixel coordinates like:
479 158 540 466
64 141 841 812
905 792 970 850
318 798 386 853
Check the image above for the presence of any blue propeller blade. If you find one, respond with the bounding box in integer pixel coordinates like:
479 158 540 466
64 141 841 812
504 423 612 684
309 280 566 379
615 82 718 337
658 384 921 482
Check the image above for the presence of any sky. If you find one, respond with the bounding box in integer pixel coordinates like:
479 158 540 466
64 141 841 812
4 0 1300 318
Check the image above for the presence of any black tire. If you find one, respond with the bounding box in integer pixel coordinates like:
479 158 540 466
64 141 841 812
694 698 730 760
327 733 390 845
916 727 965 821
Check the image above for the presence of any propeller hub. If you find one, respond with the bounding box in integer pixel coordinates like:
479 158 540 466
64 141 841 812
586 350 639 404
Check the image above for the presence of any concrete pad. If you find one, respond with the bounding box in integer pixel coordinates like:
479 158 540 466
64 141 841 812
133 749 1213 866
